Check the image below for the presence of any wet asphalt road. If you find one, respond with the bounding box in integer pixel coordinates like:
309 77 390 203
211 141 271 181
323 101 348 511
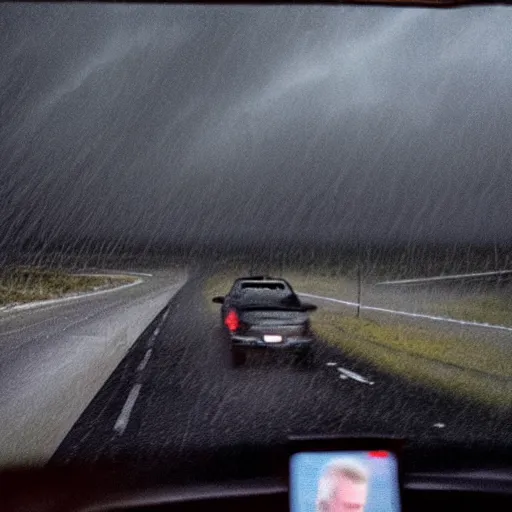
52 274 512 487
0 270 186 465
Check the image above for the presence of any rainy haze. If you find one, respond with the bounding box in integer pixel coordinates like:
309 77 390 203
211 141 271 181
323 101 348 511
0 4 511 484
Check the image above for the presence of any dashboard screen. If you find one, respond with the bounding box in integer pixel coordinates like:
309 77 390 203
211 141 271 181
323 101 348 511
290 450 401 512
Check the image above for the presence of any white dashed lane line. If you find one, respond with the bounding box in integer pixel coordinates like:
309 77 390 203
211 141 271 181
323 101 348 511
325 360 375 385
113 306 169 436
137 349 153 372
113 384 142 435
147 326 161 348
114 306 168 434
337 366 375 385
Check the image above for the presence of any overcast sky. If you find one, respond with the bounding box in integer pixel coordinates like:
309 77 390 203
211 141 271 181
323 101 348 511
1 4 512 253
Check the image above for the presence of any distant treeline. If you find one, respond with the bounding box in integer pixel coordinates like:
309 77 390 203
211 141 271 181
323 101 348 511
2 236 512 280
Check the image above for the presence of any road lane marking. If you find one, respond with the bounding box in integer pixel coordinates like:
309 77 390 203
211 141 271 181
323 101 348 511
298 292 512 333
112 271 154 277
137 349 153 372
326 362 337 367
337 367 374 385
162 310 169 321
0 279 143 313
113 384 142 435
153 327 160 336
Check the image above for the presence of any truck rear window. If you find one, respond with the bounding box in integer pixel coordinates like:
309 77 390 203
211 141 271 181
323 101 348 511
241 282 287 291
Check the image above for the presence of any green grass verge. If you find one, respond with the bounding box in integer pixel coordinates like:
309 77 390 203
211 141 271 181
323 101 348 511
0 267 136 306
435 296 512 328
315 312 512 409
288 272 512 329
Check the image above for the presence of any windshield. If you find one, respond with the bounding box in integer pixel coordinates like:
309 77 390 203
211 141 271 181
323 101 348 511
0 3 511 486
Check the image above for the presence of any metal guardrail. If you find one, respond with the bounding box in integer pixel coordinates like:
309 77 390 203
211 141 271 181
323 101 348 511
376 270 512 286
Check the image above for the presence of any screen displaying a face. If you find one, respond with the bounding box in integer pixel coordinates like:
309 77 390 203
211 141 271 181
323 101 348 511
290 451 401 512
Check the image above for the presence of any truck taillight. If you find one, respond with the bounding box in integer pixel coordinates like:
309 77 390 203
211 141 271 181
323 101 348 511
225 310 240 332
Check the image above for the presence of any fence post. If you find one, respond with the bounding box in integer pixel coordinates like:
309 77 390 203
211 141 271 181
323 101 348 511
356 262 362 318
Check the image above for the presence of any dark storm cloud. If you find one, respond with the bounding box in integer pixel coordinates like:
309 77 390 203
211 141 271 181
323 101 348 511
1 4 512 254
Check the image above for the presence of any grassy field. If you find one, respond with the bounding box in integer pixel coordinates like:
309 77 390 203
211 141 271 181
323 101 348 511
315 313 512 408
204 271 512 409
434 296 512 328
281 273 512 328
0 267 136 307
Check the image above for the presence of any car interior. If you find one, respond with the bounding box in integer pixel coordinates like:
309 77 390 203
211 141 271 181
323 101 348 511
1 0 511 511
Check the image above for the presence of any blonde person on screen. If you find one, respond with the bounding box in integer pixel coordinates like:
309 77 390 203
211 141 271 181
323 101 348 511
316 459 369 512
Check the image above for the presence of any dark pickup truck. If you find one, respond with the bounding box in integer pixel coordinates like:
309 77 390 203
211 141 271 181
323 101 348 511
212 276 317 366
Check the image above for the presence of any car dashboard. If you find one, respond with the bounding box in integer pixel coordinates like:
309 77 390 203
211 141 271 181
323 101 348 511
2 465 511 512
